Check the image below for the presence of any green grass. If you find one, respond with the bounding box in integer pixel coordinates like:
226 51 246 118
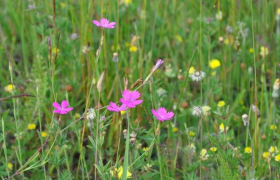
1 0 280 179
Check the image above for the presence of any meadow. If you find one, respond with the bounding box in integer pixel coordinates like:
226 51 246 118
0 0 280 179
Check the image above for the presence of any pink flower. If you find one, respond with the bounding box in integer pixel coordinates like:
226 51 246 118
120 90 143 108
152 59 164 71
107 102 127 112
92 18 116 29
151 107 174 121
53 100 73 114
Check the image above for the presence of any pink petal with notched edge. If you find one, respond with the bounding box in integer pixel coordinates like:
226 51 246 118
109 102 118 109
93 20 100 26
64 107 73 112
107 106 116 112
53 102 61 109
157 107 167 115
59 110 68 114
106 22 116 28
53 110 61 113
122 90 132 99
61 100 69 108
120 104 127 111
131 91 140 100
132 99 142 106
151 109 159 117
166 112 174 119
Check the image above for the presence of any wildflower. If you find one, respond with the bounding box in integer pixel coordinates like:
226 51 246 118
188 131 195 137
219 123 229 133
272 79 280 98
189 71 206 81
211 71 216 76
188 67 195 75
217 101 225 107
242 114 249 126
216 11 223 21
269 146 278 155
244 147 252 154
120 111 126 115
270 125 277 130
92 18 116 29
260 46 269 58
151 107 174 121
52 47 60 54
4 84 16 93
121 0 132 6
129 46 137 52
75 113 81 119
249 48 254 53
142 147 149 152
52 100 73 115
263 151 270 159
28 124 36 130
200 149 209 161
251 104 260 117
144 164 152 172
110 166 132 179
71 33 78 39
202 106 211 116
41 131 48 137
120 90 143 108
275 154 280 162
172 126 178 132
210 147 217 152
209 59 221 69
28 5 36 10
152 59 164 72
82 46 91 54
192 105 203 117
8 163 13 170
86 108 96 120
112 52 119 62
174 35 183 43
278 8 280 15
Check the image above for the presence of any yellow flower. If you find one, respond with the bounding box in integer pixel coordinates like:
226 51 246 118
244 147 252 154
200 149 209 160
120 111 126 115
142 147 149 152
41 131 48 137
269 146 278 154
217 101 225 107
209 59 221 69
4 84 16 93
188 131 195 137
52 47 60 54
28 124 36 130
275 154 280 162
211 71 216 76
210 147 217 152
8 163 13 170
249 48 254 53
188 67 195 75
263 151 269 159
224 38 229 45
219 123 229 133
174 35 183 43
277 8 280 15
260 46 269 58
202 106 211 112
270 125 277 130
110 166 132 179
172 127 178 133
129 46 137 52
75 113 81 119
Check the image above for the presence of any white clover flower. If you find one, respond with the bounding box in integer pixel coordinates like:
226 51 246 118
192 105 203 117
189 71 206 81
86 108 96 121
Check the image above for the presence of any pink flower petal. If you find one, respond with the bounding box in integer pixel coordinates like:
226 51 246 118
132 99 142 106
122 90 132 99
53 110 61 114
109 102 118 109
131 91 140 100
64 107 73 112
158 107 167 115
107 106 118 112
165 112 174 119
151 109 159 117
61 100 69 108
92 20 100 26
53 102 61 109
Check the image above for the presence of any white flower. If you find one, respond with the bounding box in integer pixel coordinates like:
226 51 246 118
192 105 203 117
86 108 96 120
189 71 206 81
